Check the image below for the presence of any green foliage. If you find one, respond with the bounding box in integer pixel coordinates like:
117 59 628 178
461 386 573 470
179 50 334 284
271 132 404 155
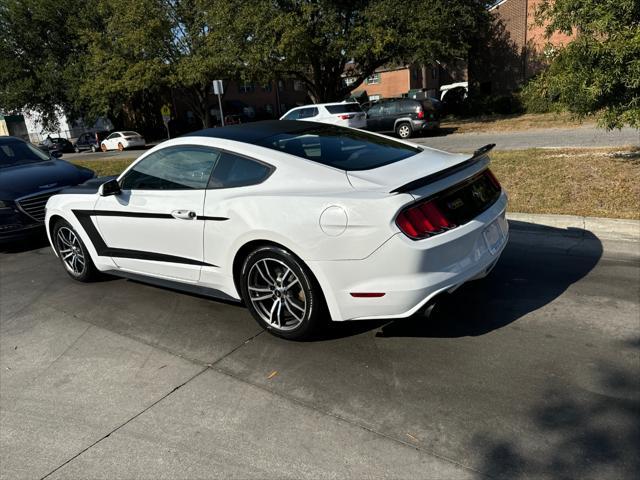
0 0 90 128
523 0 640 129
224 0 489 102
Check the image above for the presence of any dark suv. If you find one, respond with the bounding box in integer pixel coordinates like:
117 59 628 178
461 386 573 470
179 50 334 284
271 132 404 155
73 130 110 153
364 98 439 139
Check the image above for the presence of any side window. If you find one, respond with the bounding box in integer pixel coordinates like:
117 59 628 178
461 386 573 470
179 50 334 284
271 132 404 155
381 102 398 116
298 107 318 119
400 100 416 114
120 146 220 190
283 109 300 120
367 104 382 117
208 152 272 189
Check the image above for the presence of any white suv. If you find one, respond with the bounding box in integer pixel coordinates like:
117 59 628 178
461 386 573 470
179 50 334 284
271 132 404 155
280 102 367 129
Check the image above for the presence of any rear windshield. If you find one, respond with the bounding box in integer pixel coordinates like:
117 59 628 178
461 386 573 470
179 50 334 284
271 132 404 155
0 139 50 168
324 103 363 114
256 125 420 171
122 131 140 136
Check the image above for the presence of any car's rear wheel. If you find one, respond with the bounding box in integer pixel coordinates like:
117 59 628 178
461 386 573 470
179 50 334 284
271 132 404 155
396 122 412 139
74 146 80 153
117 142 124 151
240 246 325 340
53 219 100 282
90 145 97 153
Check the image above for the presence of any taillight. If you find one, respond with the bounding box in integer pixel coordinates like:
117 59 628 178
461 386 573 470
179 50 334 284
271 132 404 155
416 109 424 119
338 114 353 120
396 199 455 240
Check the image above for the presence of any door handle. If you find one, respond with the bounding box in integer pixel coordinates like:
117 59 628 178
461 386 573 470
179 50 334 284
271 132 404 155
171 209 196 220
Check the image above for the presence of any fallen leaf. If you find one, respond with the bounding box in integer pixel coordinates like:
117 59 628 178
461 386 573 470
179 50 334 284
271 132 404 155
406 433 419 443
267 370 278 380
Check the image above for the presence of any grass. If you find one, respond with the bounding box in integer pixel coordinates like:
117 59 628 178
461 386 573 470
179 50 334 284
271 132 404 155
441 112 596 133
70 147 640 220
491 148 640 220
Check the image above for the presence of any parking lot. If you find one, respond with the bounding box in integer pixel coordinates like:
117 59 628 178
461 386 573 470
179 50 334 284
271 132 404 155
1 219 638 479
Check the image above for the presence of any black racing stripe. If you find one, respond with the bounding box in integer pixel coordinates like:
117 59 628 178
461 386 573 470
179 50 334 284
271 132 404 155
72 210 217 267
90 210 174 219
81 210 228 221
197 216 229 221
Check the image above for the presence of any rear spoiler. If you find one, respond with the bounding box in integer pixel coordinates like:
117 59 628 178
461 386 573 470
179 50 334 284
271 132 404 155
390 143 496 194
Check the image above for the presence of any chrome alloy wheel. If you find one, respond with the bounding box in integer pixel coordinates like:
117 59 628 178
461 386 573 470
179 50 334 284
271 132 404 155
247 258 307 331
56 226 86 276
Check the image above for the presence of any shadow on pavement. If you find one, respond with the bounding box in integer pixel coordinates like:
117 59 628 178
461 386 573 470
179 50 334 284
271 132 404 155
0 230 50 254
323 220 604 341
472 360 640 479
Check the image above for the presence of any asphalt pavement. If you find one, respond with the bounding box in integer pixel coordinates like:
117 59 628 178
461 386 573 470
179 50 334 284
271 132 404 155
1 218 638 479
413 125 639 151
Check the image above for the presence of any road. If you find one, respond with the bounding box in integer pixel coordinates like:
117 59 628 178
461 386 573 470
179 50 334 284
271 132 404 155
413 125 639 151
1 220 638 479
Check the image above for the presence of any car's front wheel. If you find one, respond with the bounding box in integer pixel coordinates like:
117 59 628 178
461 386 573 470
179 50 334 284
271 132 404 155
100 143 107 152
52 219 100 282
74 146 80 153
240 246 325 340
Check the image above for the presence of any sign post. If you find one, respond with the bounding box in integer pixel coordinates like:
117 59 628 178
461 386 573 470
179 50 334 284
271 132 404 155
161 104 171 139
212 80 224 126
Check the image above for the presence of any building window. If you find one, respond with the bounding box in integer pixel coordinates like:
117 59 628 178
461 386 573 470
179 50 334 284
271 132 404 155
239 82 255 94
344 76 357 86
365 73 381 85
431 67 438 80
262 83 272 92
278 80 285 91
293 80 305 91
369 94 381 101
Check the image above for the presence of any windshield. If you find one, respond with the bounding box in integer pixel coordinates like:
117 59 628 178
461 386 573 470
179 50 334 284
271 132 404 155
122 131 140 137
0 139 50 168
256 125 420 171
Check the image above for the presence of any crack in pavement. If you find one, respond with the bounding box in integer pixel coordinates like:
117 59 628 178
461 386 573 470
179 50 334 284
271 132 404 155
38 329 266 480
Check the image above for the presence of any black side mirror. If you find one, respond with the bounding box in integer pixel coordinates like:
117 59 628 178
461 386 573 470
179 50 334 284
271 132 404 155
51 150 63 158
98 178 121 197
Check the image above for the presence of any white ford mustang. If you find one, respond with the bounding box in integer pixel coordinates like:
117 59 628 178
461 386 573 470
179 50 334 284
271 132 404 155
45 121 508 339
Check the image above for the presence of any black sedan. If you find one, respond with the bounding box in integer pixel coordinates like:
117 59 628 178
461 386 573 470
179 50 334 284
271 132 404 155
0 137 95 242
38 136 75 153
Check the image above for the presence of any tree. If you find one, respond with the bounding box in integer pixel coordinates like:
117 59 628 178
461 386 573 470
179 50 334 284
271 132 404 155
224 0 489 103
80 0 245 128
523 0 640 129
0 0 89 129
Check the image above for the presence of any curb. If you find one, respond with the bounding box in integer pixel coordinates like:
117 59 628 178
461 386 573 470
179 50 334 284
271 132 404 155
507 212 639 242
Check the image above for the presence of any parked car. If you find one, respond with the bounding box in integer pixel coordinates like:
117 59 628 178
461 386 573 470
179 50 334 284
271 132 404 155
38 136 75 153
364 98 439 139
45 120 507 340
100 131 146 151
74 130 110 153
280 102 367 129
0 136 94 242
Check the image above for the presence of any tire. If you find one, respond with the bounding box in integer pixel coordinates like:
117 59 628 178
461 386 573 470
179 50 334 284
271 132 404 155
395 122 413 139
117 142 124 151
90 145 96 153
74 146 80 153
52 219 100 282
101 143 107 152
240 246 326 340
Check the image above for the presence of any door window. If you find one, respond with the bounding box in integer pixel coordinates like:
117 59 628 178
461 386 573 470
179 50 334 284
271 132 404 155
208 152 273 189
366 104 383 117
120 146 220 190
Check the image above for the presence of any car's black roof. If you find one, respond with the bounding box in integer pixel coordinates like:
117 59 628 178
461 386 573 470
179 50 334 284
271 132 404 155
183 120 324 144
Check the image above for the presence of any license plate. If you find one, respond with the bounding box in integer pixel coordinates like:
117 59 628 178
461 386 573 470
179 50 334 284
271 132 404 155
483 220 504 255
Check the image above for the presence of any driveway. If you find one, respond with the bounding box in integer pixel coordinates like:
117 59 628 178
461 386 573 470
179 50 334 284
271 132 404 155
413 125 639 151
1 222 639 479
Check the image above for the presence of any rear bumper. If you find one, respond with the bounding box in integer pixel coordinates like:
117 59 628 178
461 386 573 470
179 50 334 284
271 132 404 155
412 119 440 131
309 192 508 321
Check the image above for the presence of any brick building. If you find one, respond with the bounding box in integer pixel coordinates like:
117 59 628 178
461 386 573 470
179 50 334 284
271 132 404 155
472 0 574 94
348 64 441 102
